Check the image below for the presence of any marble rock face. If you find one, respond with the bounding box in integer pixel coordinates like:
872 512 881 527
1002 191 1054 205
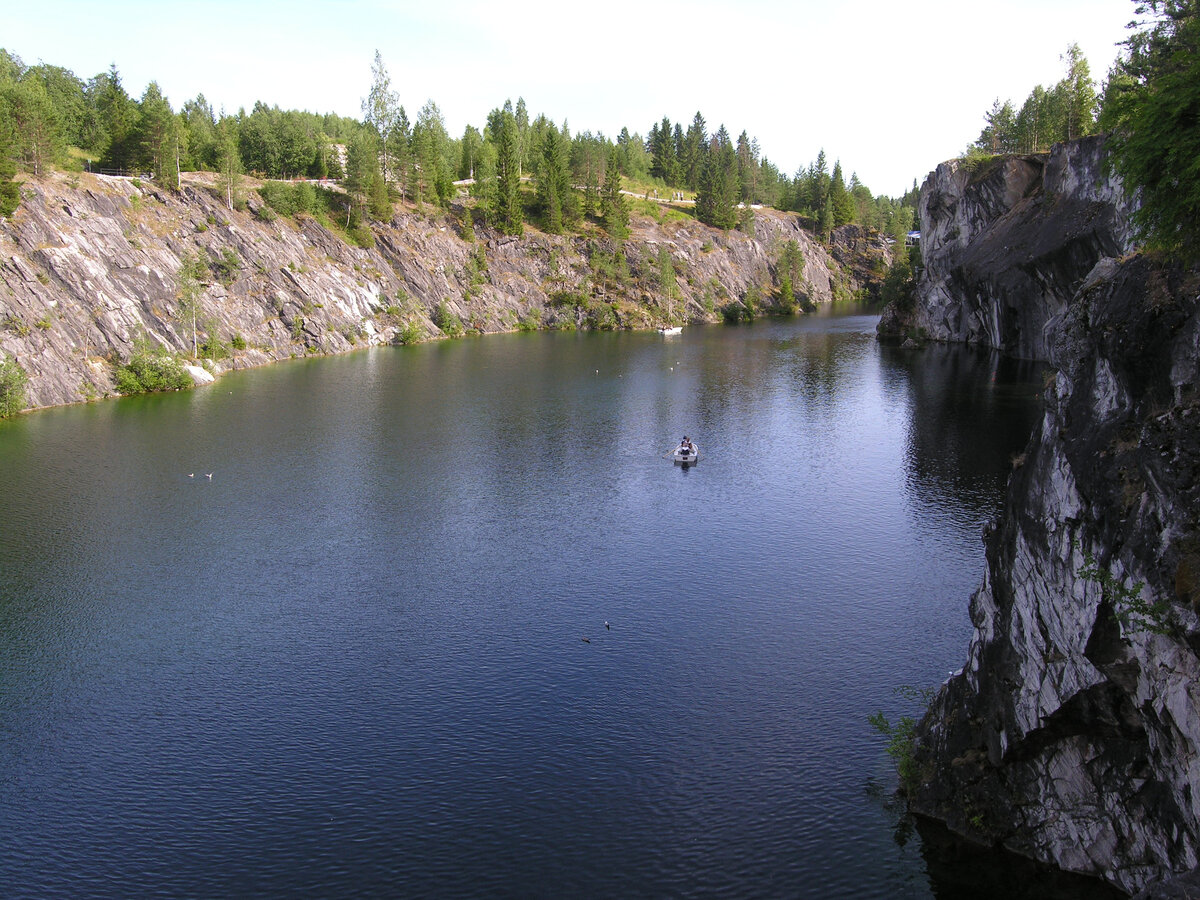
904 138 1200 895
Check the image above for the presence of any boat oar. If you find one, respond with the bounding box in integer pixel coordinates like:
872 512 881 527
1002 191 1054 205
662 447 679 458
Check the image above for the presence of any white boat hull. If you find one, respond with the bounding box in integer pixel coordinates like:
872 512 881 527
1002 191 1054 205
659 326 682 336
672 446 699 464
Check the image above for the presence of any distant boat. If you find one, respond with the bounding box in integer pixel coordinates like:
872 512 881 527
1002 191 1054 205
658 326 682 336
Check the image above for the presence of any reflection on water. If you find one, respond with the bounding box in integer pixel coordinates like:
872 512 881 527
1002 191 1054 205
0 317 1050 898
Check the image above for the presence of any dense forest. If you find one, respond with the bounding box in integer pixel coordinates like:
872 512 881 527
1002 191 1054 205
0 46 919 245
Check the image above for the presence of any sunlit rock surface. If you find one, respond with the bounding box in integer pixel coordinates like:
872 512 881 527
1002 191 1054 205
0 172 876 411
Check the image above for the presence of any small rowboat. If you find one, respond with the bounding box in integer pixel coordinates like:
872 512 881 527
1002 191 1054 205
672 443 699 464
658 326 683 336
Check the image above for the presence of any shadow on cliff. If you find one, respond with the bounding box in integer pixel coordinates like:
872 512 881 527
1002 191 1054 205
915 817 1128 899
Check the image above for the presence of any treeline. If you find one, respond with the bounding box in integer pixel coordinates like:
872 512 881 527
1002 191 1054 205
0 46 917 242
970 42 1099 155
0 50 359 185
644 112 917 239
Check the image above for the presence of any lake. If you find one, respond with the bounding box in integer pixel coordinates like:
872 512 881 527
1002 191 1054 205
0 314 1050 897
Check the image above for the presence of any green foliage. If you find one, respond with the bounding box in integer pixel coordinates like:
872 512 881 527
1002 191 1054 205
869 712 919 796
0 126 20 216
433 301 464 337
601 147 629 239
695 125 740 229
396 321 423 345
258 180 332 219
776 240 805 312
0 353 29 417
212 248 240 285
1102 1 1200 257
113 332 192 394
1080 549 1180 637
972 43 1098 155
536 121 570 234
721 301 752 323
869 685 934 797
656 245 679 319
462 244 488 299
0 77 66 176
880 252 915 310
230 333 247 351
494 106 523 236
198 334 230 360
586 242 631 297
175 250 207 357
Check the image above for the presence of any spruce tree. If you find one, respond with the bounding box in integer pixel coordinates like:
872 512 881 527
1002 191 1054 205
495 108 523 236
830 161 854 227
683 112 707 191
695 126 739 229
536 123 566 233
601 147 629 239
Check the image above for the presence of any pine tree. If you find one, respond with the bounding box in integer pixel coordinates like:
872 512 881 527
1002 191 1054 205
344 131 377 222
809 150 829 215
136 82 179 190
695 126 739 229
97 64 138 171
817 196 833 242
515 97 530 178
601 147 629 239
649 116 679 185
495 107 523 236
682 112 707 191
0 78 64 176
536 123 566 233
471 141 497 224
414 100 451 206
830 161 854 227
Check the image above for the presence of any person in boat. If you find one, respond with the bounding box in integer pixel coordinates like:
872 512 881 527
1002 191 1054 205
679 436 695 456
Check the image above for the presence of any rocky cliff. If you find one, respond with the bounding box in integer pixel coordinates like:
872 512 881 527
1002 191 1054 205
898 137 1200 896
0 171 879 412
880 136 1138 358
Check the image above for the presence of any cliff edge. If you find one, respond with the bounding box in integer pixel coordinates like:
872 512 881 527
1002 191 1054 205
896 137 1200 895
881 136 1137 358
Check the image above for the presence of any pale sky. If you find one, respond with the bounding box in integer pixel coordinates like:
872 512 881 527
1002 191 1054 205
7 0 1137 197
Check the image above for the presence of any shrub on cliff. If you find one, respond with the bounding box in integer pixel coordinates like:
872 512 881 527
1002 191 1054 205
433 302 464 337
113 334 191 395
0 353 28 416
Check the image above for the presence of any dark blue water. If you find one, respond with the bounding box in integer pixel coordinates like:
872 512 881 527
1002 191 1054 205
0 316 1045 898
